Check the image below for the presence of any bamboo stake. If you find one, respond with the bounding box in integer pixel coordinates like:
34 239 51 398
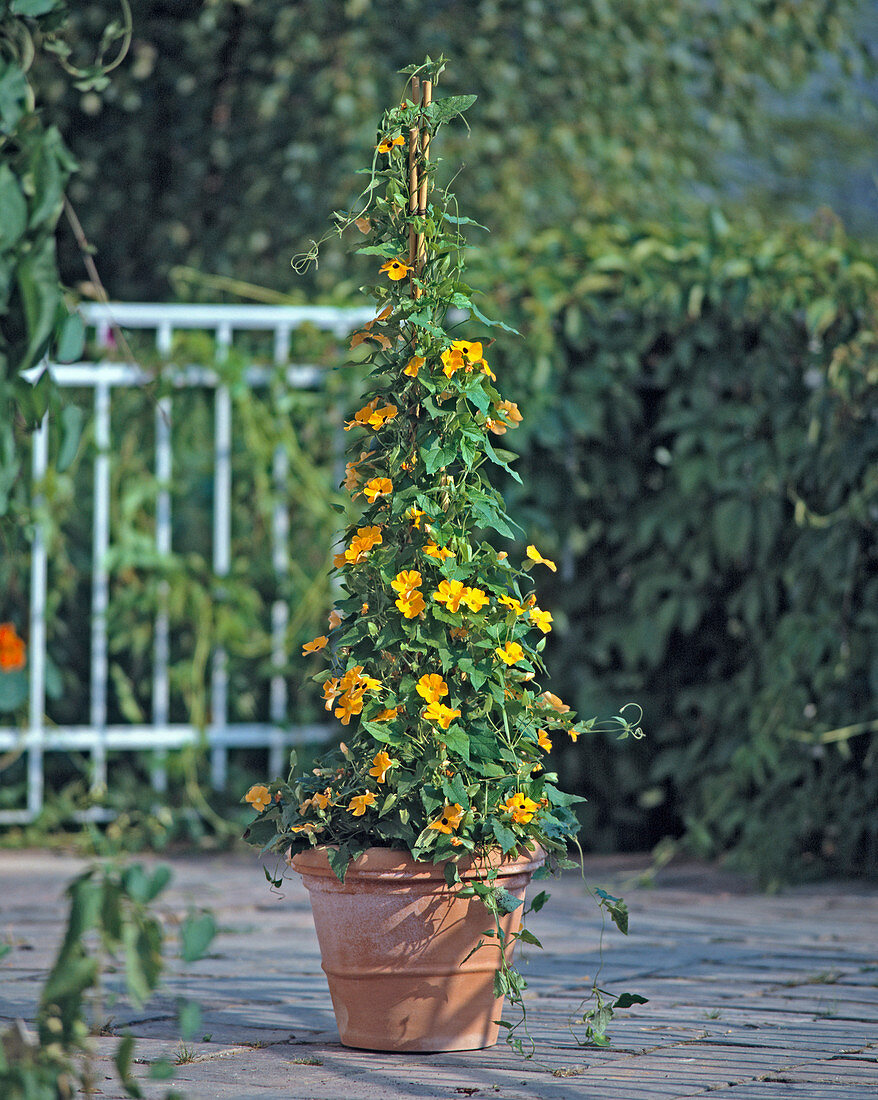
408 75 420 297
416 80 432 274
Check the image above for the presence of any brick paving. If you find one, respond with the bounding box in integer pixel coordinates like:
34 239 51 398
1 849 876 1099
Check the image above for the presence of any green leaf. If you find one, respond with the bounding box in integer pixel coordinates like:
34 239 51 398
11 0 64 15
613 992 649 1009
427 94 478 126
491 886 523 914
114 1033 143 1099
491 818 518 854
441 723 470 761
178 998 202 1041
517 928 543 948
469 300 521 336
0 62 29 135
179 911 217 963
54 310 86 362
595 888 629 934
0 164 28 250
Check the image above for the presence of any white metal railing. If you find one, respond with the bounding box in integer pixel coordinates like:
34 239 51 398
0 302 373 825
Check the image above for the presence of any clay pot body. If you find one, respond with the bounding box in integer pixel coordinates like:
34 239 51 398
292 845 545 1052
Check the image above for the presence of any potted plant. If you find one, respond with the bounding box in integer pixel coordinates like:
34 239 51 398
242 58 643 1054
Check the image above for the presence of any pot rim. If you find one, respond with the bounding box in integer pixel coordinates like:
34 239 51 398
291 843 545 881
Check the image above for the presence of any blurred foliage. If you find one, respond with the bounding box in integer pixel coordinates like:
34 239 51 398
475 208 878 885
0 859 213 1099
36 0 877 301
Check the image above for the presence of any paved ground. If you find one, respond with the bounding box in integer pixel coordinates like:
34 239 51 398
1 849 877 1099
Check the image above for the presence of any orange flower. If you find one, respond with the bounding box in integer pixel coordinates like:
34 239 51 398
403 355 425 377
396 591 426 619
422 701 461 730
391 569 423 596
369 750 395 783
416 673 448 703
529 608 553 634
461 586 489 613
374 707 400 722
302 635 328 655
496 399 522 427
537 729 553 752
312 788 332 810
540 691 570 714
379 259 411 281
504 792 539 824
449 626 469 641
355 526 383 551
322 678 341 711
335 690 365 725
526 544 557 572
344 399 397 431
343 462 361 491
498 595 524 615
407 506 428 529
0 623 26 672
348 791 377 816
363 476 393 504
496 641 525 666
433 578 466 613
377 134 406 153
245 785 272 813
427 802 465 834
423 539 453 561
328 609 344 629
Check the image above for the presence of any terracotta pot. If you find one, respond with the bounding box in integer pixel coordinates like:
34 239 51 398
291 845 545 1052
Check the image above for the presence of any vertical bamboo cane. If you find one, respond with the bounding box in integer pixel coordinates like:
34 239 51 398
408 76 420 298
416 80 432 274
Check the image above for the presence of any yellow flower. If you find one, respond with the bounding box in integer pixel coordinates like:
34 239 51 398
391 569 423 595
526 544 557 572
461 586 490 613
379 258 411 281
427 802 465 834
423 539 453 561
568 728 580 743
423 701 461 729
302 635 328 655
374 707 400 722
434 578 466 613
451 339 483 363
363 476 393 503
440 346 465 378
245 785 272 813
396 591 426 618
403 355 425 377
328 609 343 629
348 791 377 816
408 506 428 529
416 673 448 703
498 594 524 615
486 417 507 435
377 133 406 153
529 607 553 633
312 788 332 810
504 792 539 824
369 750 395 784
537 728 553 752
496 641 525 666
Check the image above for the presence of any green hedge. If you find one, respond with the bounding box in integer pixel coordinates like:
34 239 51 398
476 211 878 883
